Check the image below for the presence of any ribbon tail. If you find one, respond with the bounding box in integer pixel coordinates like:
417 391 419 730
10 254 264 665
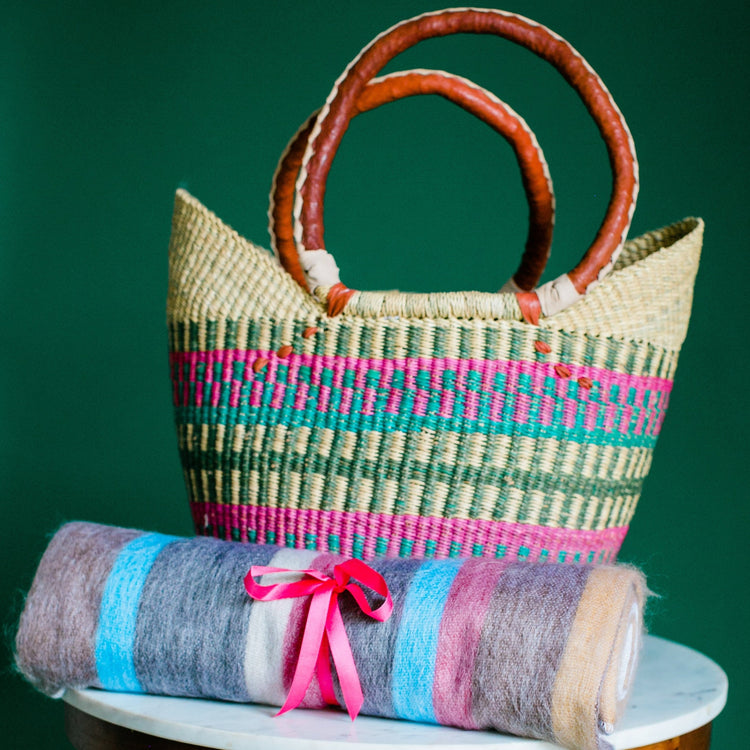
316 632 338 707
326 602 364 720
276 587 331 716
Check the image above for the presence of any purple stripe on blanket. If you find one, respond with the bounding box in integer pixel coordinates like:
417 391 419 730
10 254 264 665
337 557 424 718
433 558 512 728
471 563 591 739
14 523 143 696
133 537 278 701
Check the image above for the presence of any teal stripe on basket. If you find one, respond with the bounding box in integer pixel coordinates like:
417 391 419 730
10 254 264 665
95 533 177 691
391 558 464 723
171 351 672 449
174 400 659 450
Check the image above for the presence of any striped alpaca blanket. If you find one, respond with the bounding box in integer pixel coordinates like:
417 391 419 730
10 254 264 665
15 522 646 750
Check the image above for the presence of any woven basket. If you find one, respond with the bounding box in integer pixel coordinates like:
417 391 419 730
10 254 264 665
167 9 702 562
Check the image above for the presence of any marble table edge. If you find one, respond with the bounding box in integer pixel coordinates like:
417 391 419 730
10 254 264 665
61 635 728 750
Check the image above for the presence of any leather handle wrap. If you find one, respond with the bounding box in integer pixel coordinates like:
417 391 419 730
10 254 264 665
294 9 638 319
271 68 555 293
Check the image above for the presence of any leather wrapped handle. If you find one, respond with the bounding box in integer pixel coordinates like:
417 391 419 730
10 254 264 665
294 9 638 320
271 68 555 294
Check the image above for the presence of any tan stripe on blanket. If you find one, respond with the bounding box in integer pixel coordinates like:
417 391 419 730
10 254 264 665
550 567 646 750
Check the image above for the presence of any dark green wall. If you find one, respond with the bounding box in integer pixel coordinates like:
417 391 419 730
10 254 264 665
3 1 746 747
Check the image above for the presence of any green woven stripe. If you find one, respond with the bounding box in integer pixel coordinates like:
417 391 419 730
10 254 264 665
176 423 648 529
173 383 663 449
176 424 651 503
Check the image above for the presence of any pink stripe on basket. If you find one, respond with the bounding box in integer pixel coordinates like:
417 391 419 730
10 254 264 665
171 350 673 439
191 503 627 563
171 351 674 396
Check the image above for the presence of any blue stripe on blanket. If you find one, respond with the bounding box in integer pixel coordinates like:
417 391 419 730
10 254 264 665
391 558 464 723
94 532 177 691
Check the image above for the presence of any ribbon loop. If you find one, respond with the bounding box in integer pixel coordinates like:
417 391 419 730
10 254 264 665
244 560 393 720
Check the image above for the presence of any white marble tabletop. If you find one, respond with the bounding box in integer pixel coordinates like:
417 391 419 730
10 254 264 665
63 635 727 750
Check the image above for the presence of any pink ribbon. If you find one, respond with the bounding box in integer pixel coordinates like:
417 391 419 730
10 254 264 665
244 559 393 720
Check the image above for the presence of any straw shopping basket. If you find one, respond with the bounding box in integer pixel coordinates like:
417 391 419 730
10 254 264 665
167 9 702 562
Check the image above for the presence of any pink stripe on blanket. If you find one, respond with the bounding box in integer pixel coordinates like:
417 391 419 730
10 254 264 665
433 558 511 727
281 553 342 710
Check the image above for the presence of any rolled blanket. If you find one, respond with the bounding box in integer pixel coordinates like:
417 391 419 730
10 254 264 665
15 522 646 750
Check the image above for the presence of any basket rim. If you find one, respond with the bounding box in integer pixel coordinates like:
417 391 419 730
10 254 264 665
171 190 702 334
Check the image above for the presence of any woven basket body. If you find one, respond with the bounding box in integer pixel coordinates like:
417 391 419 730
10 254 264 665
167 190 702 562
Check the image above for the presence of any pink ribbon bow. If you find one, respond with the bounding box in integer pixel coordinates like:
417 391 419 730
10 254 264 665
244 559 393 720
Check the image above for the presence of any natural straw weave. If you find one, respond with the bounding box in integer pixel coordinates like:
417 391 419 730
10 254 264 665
167 188 702 561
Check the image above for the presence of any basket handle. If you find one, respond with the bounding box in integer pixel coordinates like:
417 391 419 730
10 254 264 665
294 9 638 321
271 69 555 295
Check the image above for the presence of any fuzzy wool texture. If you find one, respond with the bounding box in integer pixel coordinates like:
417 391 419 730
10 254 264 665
133 537 278 701
14 522 142 695
337 557 424 718
472 563 590 738
15 522 646 750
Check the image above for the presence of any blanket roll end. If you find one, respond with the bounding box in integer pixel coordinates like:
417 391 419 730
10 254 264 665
551 566 647 750
14 522 144 696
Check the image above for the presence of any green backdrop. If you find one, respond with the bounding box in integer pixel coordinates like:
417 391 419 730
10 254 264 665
3 1 747 747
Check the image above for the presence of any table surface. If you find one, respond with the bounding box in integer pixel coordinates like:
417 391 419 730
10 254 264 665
63 635 727 750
